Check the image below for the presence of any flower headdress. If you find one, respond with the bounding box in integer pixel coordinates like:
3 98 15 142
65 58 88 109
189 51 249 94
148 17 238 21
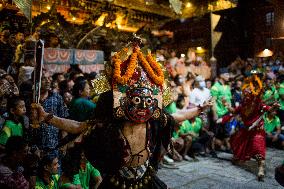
90 35 171 122
242 71 263 97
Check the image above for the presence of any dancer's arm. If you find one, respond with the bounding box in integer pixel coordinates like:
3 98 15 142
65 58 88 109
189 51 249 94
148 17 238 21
31 104 88 134
171 107 201 123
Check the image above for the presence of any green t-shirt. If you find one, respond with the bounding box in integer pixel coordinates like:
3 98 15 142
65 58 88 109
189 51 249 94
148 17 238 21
172 131 179 139
0 120 23 145
262 85 279 105
188 117 203 137
35 174 60 189
279 82 284 110
179 117 203 141
179 120 192 135
211 82 232 117
73 162 100 189
165 102 177 114
263 113 281 133
69 98 96 122
165 102 182 139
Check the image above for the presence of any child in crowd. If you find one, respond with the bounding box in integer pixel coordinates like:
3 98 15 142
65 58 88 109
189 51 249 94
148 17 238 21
0 96 26 146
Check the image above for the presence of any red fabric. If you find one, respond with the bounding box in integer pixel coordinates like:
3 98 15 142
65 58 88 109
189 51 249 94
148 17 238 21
230 97 267 161
230 122 266 161
221 114 233 124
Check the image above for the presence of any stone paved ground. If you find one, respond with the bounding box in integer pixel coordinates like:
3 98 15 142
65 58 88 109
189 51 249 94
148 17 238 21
158 148 284 189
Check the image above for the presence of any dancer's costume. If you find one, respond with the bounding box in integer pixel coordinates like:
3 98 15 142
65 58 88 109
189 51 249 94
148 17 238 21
229 74 269 161
81 38 174 189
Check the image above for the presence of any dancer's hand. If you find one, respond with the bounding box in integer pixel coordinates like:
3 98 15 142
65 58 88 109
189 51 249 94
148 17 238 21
31 103 48 128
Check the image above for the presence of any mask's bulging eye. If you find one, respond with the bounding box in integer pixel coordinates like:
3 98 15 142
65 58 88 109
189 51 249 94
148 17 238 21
146 98 152 105
132 96 141 105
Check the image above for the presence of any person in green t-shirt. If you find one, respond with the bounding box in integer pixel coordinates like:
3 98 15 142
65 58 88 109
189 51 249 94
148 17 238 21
0 96 26 146
188 117 212 156
264 111 284 148
36 153 60 189
278 81 284 126
211 68 232 152
72 152 102 189
165 101 193 161
211 71 232 119
60 146 83 189
263 78 279 105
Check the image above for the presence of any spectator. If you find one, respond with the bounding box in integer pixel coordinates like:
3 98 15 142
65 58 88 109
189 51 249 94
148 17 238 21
0 96 26 146
278 75 284 125
37 76 68 156
211 68 232 152
263 77 279 105
189 76 210 106
63 91 73 108
35 153 60 189
0 30 14 71
73 149 102 189
0 74 19 114
47 33 60 48
232 80 242 107
52 73 65 83
187 117 210 156
60 146 82 189
264 111 284 149
206 80 212 89
0 136 29 189
168 50 178 69
69 79 96 122
59 80 74 95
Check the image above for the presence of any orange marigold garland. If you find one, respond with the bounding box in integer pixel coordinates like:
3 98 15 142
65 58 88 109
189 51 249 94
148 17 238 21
136 49 164 85
112 47 164 86
113 52 137 85
242 75 263 96
249 75 262 96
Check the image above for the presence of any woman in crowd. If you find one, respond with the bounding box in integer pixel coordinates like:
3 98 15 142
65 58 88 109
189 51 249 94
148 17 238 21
69 79 96 122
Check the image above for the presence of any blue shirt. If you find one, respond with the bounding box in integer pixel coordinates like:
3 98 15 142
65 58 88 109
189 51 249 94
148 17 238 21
38 92 68 150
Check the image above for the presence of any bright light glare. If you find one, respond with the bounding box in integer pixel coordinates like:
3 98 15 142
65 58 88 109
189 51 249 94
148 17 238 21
186 2 192 8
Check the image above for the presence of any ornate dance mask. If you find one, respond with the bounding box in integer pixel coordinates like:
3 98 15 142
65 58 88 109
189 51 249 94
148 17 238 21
112 42 165 123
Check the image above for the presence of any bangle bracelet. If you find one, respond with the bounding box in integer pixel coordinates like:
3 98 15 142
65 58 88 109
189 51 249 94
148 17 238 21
44 113 54 124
